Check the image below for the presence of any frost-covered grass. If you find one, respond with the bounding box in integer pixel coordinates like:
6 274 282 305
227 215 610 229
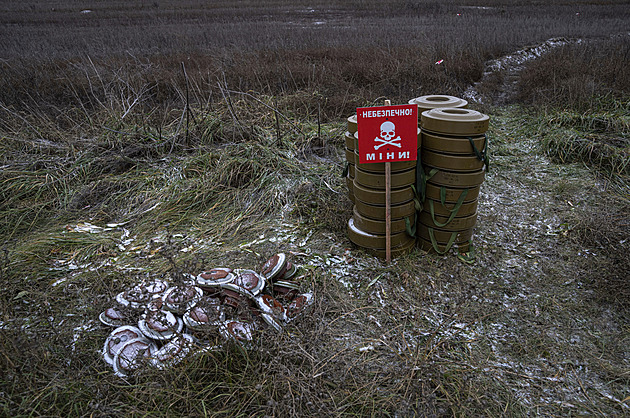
533 106 630 176
1 102 629 416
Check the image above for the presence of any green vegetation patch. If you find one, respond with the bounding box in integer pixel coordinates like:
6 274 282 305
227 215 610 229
535 105 630 176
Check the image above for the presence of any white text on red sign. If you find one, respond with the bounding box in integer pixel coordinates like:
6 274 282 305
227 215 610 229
356 104 418 164
360 108 415 118
364 151 412 161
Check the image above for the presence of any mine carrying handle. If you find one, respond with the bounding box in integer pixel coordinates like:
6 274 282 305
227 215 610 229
405 215 416 238
457 241 476 263
428 227 457 255
429 228 476 261
417 134 488 203
468 134 490 172
418 166 439 203
428 187 468 228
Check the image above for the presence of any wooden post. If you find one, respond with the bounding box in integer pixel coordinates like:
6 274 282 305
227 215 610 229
384 99 392 263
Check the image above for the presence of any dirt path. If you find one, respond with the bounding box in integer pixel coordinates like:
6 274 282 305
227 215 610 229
473 109 628 413
464 37 580 105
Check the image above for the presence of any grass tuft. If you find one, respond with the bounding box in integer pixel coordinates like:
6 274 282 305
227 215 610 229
534 107 630 176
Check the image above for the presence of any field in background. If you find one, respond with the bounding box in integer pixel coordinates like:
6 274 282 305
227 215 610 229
2 0 630 122
1 0 629 416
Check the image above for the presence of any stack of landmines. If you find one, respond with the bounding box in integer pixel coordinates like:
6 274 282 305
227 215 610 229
417 103 489 254
343 95 489 257
99 253 312 378
344 115 419 258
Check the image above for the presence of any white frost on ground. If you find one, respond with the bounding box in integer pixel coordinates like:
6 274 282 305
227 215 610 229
45 137 628 412
464 37 581 104
485 38 577 73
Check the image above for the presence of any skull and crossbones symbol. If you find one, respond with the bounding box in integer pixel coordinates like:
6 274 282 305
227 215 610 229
374 121 402 150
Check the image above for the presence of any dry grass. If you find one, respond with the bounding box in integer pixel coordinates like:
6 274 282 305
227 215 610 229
2 102 629 416
2 0 630 122
517 36 630 111
535 108 630 176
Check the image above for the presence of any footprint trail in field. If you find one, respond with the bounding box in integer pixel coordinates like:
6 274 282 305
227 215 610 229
464 37 580 105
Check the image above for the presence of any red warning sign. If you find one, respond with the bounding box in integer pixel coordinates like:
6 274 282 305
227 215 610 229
356 104 418 164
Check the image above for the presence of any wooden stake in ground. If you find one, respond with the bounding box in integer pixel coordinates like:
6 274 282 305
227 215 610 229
384 99 392 263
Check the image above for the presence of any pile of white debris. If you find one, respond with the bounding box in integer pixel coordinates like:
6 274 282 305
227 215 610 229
100 253 313 378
